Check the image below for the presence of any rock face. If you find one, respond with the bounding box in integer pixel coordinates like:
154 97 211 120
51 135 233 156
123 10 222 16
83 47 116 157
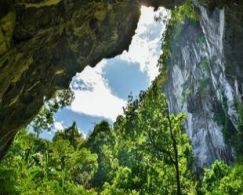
0 0 183 158
163 1 243 167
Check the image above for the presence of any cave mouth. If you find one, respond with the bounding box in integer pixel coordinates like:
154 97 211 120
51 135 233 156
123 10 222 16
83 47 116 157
35 6 170 139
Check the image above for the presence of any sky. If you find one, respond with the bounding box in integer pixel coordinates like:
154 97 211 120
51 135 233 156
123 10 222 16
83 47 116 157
42 6 169 138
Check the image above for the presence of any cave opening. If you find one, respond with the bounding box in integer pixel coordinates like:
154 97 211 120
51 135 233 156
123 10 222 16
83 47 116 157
2 1 243 194
35 6 170 139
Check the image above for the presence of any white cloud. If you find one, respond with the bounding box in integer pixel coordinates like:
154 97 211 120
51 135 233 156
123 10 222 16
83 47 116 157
119 6 170 82
69 64 126 121
53 121 64 131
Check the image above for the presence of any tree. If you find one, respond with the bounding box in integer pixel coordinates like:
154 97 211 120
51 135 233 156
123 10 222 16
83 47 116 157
138 84 195 195
0 168 19 194
100 82 196 194
0 125 98 194
53 122 84 149
31 89 74 137
86 121 117 188
202 160 243 195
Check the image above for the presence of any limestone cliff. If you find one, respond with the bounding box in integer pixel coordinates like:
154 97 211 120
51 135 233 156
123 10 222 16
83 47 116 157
163 1 243 167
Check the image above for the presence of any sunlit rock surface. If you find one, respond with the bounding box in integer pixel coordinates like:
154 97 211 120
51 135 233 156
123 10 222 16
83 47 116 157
163 1 243 167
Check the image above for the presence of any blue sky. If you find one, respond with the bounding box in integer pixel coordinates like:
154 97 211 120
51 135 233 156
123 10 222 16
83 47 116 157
47 6 169 137
103 59 149 100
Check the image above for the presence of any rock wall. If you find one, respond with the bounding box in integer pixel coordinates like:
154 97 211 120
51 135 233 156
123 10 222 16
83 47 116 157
163 1 243 167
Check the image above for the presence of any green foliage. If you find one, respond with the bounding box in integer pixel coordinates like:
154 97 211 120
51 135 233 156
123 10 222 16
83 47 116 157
202 160 229 193
202 160 243 195
0 76 197 194
31 89 74 136
86 121 116 188
0 126 98 195
0 168 19 194
137 84 196 194
89 81 197 195
171 1 199 23
53 122 84 148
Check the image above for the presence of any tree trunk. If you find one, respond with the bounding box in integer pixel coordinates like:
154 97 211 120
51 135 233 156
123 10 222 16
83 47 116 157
166 105 181 195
